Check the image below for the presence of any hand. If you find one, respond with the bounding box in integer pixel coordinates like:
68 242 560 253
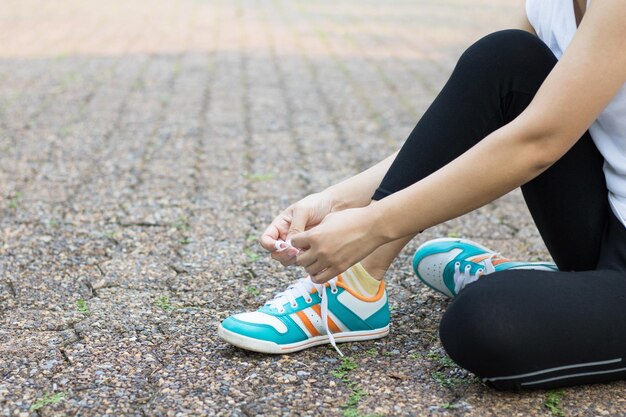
290 205 386 283
260 192 335 266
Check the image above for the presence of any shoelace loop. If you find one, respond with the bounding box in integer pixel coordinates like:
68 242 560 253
453 253 499 294
266 240 344 356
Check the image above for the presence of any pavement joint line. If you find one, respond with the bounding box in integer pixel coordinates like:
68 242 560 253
259 1 312 194
52 16 175 222
7 19 150 202
181 0 221 252
290 0 398 162
336 0 449 91
275 0 363 173
320 1 422 120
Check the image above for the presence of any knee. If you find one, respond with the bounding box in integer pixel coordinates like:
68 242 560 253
453 29 557 84
439 276 521 385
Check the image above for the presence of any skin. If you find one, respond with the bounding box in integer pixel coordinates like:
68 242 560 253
262 0 626 284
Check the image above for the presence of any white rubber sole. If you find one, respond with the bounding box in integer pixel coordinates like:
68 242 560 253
415 237 495 254
217 324 390 354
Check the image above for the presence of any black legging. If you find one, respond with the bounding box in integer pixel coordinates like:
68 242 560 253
373 29 626 390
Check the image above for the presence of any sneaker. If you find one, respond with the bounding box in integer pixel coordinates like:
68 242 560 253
218 274 390 355
413 238 558 298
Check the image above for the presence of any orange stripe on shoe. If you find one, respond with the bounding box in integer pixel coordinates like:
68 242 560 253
296 310 320 337
336 280 385 302
311 304 342 333
468 254 492 263
491 258 510 266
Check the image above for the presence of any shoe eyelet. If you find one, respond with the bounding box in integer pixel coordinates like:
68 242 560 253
455 261 461 267
331 288 338 294
291 303 297 308
279 309 285 314
305 298 313 303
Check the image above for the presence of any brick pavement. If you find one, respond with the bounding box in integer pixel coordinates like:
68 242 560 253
1 0 625 416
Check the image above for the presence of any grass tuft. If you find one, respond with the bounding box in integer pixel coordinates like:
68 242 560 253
330 357 380 417
544 390 565 416
174 216 190 232
154 296 173 311
246 286 260 296
243 247 261 262
76 299 89 315
245 173 275 182
8 191 22 209
432 371 468 388
331 356 358 382
30 392 65 411
426 351 457 368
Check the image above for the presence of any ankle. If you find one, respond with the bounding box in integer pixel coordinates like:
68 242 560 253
359 260 388 281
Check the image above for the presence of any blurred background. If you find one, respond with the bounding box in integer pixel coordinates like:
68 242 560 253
5 1 622 416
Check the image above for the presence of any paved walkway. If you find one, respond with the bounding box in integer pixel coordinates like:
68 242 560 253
1 0 625 416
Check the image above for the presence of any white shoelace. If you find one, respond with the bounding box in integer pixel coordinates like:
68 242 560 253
269 240 344 356
453 253 498 294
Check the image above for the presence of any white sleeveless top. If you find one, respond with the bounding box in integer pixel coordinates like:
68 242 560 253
527 0 626 227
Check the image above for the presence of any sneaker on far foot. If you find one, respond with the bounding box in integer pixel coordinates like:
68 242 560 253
413 237 558 298
218 271 389 355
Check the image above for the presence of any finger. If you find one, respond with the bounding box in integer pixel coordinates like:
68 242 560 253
271 250 298 266
295 250 316 268
304 260 326 277
311 267 338 284
286 207 308 240
260 224 280 252
260 212 293 252
289 231 310 251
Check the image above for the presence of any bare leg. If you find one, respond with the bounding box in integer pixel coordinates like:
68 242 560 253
360 234 416 281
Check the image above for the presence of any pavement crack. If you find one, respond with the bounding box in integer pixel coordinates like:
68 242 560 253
117 221 165 228
59 348 72 365
168 264 188 275
4 279 16 297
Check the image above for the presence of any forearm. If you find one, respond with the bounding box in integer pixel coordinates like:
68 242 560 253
372 119 555 241
324 151 398 211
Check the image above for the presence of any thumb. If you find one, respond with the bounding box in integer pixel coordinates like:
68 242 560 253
289 230 310 251
287 207 309 240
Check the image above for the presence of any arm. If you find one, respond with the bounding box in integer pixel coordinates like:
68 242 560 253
292 0 626 282
323 151 398 211
516 0 536 35
259 151 397 265
324 0 532 211
376 0 626 241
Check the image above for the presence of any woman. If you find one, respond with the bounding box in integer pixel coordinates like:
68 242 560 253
218 0 626 390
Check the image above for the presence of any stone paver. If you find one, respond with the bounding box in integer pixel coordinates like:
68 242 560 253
1 0 625 416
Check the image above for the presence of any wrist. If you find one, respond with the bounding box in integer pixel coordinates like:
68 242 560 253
365 200 395 245
322 185 354 212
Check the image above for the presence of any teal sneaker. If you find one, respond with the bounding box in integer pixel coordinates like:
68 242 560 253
413 238 558 298
218 275 390 355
